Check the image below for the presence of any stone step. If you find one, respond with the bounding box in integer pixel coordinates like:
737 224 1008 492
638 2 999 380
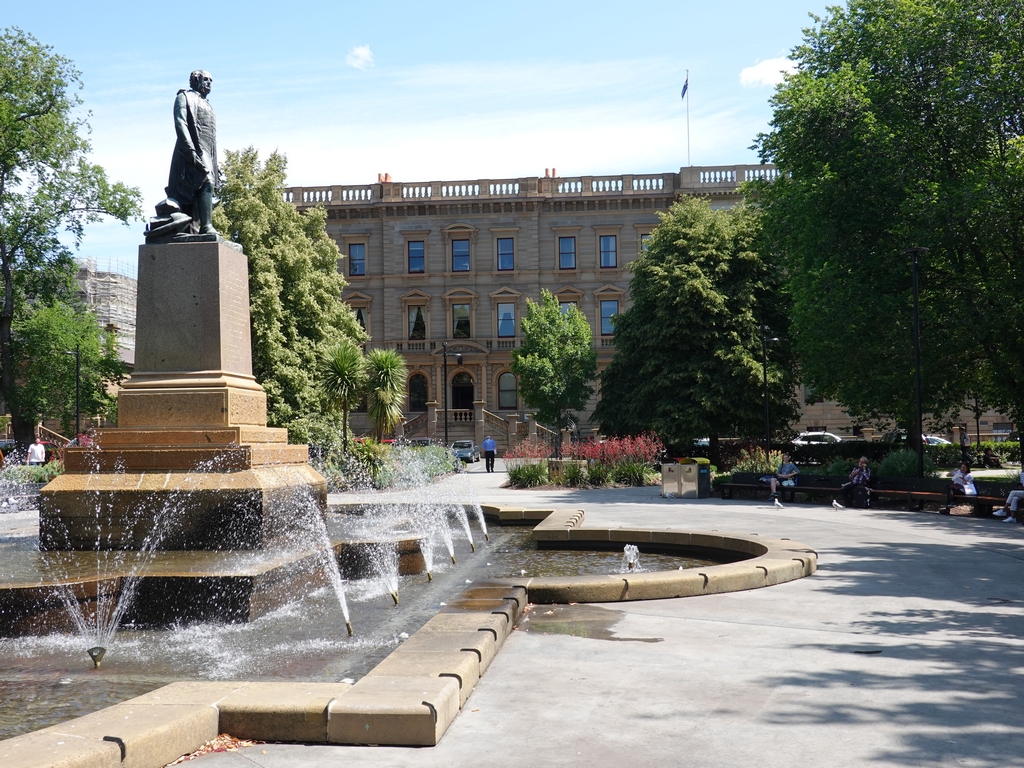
62 444 308 473
94 426 288 447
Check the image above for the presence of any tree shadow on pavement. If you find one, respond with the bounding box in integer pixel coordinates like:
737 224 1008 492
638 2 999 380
758 540 1024 766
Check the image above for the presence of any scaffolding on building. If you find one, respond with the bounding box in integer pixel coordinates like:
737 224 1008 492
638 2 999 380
75 258 137 352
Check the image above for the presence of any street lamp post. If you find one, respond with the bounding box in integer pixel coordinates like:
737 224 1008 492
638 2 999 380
65 345 81 441
902 247 929 479
761 325 779 456
442 342 449 446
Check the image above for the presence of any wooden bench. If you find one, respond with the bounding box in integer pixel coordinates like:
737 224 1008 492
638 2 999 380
719 472 845 505
721 473 1017 515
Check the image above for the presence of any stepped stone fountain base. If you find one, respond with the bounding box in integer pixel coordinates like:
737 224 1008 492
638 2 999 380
0 535 427 636
40 241 328 552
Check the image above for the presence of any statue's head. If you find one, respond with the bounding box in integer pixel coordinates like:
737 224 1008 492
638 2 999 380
189 70 213 96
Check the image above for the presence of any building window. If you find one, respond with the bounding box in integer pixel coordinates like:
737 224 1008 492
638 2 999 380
409 374 428 412
559 237 576 269
498 372 517 410
600 299 618 335
640 233 651 251
452 303 471 338
408 241 425 273
452 239 470 272
497 303 515 337
354 307 366 330
349 243 366 276
559 301 577 315
497 238 514 271
408 306 426 340
600 235 617 268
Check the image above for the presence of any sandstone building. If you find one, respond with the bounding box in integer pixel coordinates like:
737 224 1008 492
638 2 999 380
285 166 1013 449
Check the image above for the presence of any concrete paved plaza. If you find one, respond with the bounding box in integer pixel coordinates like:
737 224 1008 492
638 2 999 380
196 462 1024 767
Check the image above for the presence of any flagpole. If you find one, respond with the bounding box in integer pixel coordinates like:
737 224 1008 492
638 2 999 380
686 68 691 167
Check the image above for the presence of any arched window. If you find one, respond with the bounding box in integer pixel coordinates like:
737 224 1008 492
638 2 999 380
498 372 517 410
409 374 428 412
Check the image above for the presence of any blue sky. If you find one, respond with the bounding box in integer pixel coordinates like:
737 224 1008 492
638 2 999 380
7 1 831 271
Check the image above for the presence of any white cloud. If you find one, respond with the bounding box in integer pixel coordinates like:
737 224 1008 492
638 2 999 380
739 57 797 88
345 45 374 70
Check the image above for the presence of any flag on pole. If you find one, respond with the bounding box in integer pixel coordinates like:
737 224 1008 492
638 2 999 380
681 75 689 101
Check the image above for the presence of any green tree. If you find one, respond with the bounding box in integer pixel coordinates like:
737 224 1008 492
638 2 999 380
212 148 366 442
752 0 1024 456
14 301 126 437
365 348 407 441
511 290 597 443
320 340 367 454
0 28 140 445
593 197 799 465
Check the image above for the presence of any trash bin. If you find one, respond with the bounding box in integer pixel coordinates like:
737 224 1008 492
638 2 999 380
677 457 712 499
661 463 682 497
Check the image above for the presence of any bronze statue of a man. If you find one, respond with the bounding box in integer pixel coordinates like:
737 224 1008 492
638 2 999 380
145 70 224 242
167 70 218 234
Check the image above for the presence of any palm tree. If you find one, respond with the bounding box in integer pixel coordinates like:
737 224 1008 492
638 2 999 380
365 348 407 441
321 340 367 454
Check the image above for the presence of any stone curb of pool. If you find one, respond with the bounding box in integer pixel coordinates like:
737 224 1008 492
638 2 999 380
0 507 817 767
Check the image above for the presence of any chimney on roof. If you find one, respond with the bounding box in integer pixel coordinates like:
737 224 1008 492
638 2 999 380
552 167 557 177
544 168 550 178
384 173 392 182
377 173 384 183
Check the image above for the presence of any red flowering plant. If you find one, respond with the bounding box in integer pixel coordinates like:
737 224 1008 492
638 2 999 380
567 433 664 486
568 433 663 466
504 438 553 463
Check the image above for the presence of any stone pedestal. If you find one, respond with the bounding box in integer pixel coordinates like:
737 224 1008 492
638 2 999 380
40 241 327 551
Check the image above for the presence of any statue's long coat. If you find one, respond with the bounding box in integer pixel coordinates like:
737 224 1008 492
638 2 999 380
165 88 218 207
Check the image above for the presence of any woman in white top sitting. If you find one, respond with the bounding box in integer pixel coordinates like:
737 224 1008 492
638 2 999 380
995 471 1024 524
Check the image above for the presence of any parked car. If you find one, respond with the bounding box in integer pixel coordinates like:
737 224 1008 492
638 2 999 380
881 431 951 446
792 431 845 446
450 440 481 463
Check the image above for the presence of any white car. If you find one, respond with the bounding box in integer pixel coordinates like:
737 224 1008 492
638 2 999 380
924 435 952 445
792 431 844 446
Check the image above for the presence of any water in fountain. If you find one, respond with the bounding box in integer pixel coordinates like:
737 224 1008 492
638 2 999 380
41 451 196 657
470 500 489 542
453 504 476 552
419 536 435 581
0 443 498 739
621 544 641 573
287 484 353 635
370 543 400 605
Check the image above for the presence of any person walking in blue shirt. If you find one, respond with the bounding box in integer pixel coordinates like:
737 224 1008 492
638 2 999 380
482 436 497 473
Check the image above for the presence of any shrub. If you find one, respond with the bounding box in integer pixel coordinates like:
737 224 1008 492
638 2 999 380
824 458 856 476
610 460 652 486
561 461 588 487
732 448 784 475
507 460 548 487
1 461 63 484
586 462 610 486
926 443 962 467
877 449 937 477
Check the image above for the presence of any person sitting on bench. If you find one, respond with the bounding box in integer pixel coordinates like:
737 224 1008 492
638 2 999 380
946 462 978 508
841 456 872 506
760 453 799 499
994 470 1024 523
982 448 1002 469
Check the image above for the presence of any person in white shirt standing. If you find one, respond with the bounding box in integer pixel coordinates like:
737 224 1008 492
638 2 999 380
26 438 46 466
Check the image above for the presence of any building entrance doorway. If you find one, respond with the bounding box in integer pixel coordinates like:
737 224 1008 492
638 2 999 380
451 372 474 410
